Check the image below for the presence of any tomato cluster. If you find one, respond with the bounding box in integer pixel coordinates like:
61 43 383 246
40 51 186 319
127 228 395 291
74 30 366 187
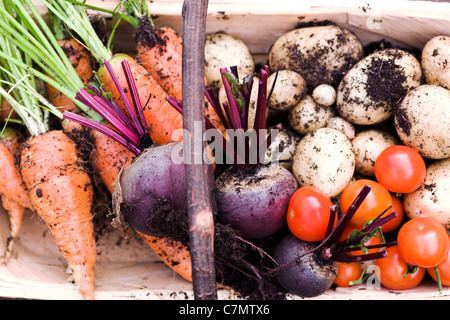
285 144 450 292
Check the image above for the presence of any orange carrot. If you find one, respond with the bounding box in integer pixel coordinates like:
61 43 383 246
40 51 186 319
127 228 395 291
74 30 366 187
91 126 135 194
0 128 31 264
137 231 192 282
136 22 226 135
45 39 94 114
0 98 18 122
19 130 96 300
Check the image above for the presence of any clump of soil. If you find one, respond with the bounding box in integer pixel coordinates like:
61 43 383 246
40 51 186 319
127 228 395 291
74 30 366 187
135 15 166 50
365 53 407 106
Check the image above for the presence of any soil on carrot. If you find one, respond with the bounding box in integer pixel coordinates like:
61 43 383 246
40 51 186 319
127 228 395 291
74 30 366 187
135 15 166 50
63 125 113 235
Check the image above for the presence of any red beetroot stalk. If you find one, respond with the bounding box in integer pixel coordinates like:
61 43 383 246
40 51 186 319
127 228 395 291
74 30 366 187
63 60 152 155
121 60 149 134
103 61 145 136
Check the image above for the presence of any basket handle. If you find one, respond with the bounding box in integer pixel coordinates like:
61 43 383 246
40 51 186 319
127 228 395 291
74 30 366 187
182 0 217 300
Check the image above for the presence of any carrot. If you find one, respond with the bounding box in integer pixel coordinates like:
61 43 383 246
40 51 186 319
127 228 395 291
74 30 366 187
0 128 31 264
19 130 96 300
0 98 18 122
45 39 94 114
135 17 226 135
0 6 97 298
0 143 32 211
91 125 135 194
137 231 193 282
31 0 194 284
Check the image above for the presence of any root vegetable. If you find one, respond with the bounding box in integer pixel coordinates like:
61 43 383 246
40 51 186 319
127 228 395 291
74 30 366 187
215 164 298 239
205 32 255 89
267 70 307 111
289 95 335 135
337 49 422 125
421 35 450 89
351 129 400 177
292 128 355 198
269 25 363 87
394 84 450 159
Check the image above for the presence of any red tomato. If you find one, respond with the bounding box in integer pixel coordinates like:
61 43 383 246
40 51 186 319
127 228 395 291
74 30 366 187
397 217 450 268
339 225 382 255
427 235 450 287
427 236 450 287
381 193 405 233
376 246 426 290
334 262 362 287
374 145 426 193
286 186 335 242
340 179 393 229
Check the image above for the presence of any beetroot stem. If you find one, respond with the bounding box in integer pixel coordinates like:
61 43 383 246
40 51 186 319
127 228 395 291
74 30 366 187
121 60 149 135
104 61 143 136
63 111 141 155
204 87 231 130
326 184 372 244
77 88 141 148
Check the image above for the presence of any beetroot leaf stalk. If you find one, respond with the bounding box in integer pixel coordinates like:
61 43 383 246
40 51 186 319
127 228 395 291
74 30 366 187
63 59 153 154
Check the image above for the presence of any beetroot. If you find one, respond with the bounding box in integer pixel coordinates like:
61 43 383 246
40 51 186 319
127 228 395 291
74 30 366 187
215 164 298 239
199 66 299 239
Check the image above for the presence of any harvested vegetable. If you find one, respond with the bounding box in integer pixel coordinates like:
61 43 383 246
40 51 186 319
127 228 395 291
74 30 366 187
206 65 299 239
273 185 397 297
0 4 96 298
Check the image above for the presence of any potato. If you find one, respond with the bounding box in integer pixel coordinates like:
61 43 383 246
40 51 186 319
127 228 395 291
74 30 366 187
289 95 335 135
351 129 400 176
421 35 450 90
269 25 363 87
312 84 336 107
292 128 355 198
403 158 450 229
204 32 255 89
265 126 302 171
394 84 450 159
336 49 422 125
325 116 355 140
267 70 307 111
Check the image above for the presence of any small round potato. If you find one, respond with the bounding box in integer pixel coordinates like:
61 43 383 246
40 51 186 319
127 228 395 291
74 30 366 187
267 70 307 110
312 84 336 107
421 35 450 90
403 158 450 229
269 25 363 87
292 128 355 198
326 116 355 140
289 95 335 135
204 32 255 89
265 126 302 171
336 49 422 125
351 129 400 176
394 84 450 159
